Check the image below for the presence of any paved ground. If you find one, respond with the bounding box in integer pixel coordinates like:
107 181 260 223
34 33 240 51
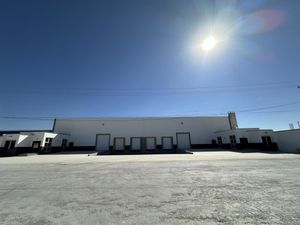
0 152 299 225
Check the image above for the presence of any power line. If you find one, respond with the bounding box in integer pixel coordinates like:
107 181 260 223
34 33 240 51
249 109 300 113
0 81 298 96
1 100 299 121
235 100 300 113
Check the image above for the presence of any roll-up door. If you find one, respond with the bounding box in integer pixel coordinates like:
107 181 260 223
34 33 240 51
145 137 156 150
131 137 141 151
96 134 110 153
114 137 125 151
176 132 191 150
162 137 173 150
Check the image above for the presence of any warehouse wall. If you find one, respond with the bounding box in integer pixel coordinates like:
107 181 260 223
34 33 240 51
17 133 42 147
53 117 231 147
214 128 278 151
0 132 72 156
0 134 25 155
18 132 62 147
275 129 300 153
0 134 24 147
215 129 275 144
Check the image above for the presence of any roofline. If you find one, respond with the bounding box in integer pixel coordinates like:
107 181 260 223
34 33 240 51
54 115 228 121
274 128 300 133
215 128 274 133
0 130 52 134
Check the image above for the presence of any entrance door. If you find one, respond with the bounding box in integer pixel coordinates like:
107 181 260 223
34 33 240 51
114 137 125 151
262 136 272 145
229 135 237 149
4 140 16 150
145 137 156 151
217 136 223 148
162 137 173 150
44 138 53 153
96 134 110 153
240 138 248 148
131 137 141 151
4 141 11 150
61 139 68 150
176 133 191 150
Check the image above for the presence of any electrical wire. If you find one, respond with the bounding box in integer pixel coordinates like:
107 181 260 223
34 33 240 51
0 81 298 96
1 99 299 121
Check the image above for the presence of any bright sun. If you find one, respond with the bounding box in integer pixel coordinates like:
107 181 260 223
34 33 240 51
201 35 217 51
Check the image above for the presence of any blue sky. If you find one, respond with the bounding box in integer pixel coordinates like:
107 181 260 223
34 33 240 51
0 0 299 131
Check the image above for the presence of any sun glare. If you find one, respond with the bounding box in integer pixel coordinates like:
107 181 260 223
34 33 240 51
201 35 217 51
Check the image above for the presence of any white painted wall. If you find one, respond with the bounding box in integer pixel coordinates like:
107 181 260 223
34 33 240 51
53 117 231 147
246 130 275 143
50 133 71 147
17 132 43 147
0 134 25 147
275 129 300 153
19 132 68 147
215 128 275 144
41 132 57 147
0 132 70 148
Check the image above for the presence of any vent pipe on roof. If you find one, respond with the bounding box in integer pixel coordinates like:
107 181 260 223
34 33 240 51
228 112 238 130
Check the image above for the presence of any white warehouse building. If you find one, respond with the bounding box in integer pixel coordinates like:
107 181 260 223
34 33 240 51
52 114 234 154
2 112 299 155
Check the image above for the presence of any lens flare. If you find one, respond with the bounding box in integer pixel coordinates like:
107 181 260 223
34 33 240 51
241 9 286 34
188 1 287 64
201 36 217 51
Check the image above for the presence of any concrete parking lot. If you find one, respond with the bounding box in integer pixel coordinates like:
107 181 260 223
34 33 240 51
0 152 299 225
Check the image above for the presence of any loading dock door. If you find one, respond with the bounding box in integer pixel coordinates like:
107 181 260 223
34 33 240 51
176 133 191 150
131 137 141 151
114 137 125 151
145 137 156 150
162 137 173 150
96 134 110 153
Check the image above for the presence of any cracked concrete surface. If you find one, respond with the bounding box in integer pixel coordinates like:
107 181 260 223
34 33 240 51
0 152 299 225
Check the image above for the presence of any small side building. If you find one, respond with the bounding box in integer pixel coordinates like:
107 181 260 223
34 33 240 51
274 129 300 153
0 130 71 156
214 128 278 151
